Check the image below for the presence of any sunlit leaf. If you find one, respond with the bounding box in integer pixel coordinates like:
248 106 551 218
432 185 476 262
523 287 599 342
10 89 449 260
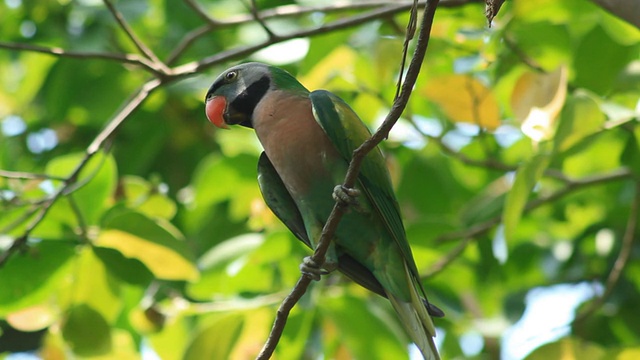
573 24 639 94
509 22 572 71
0 242 74 316
96 210 198 281
299 46 358 91
617 348 640 360
423 74 500 129
183 313 243 360
525 337 606 360
562 131 624 177
148 314 190 360
512 66 567 142
6 304 57 332
554 91 605 152
502 153 550 242
92 246 154 286
44 151 117 226
119 175 177 220
320 295 409 360
71 246 121 322
61 304 112 357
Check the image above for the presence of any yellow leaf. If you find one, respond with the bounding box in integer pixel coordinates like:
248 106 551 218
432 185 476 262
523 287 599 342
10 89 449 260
423 74 500 129
617 348 640 360
97 229 199 281
299 46 357 90
511 66 567 142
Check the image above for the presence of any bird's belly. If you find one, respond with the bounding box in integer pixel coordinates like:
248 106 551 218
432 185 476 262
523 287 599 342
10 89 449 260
256 113 342 200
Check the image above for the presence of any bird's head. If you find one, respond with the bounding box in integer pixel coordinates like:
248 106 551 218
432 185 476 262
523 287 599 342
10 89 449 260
204 62 273 129
205 62 309 129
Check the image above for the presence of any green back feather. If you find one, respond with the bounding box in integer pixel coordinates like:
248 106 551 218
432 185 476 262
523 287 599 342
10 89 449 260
268 66 309 95
309 90 422 283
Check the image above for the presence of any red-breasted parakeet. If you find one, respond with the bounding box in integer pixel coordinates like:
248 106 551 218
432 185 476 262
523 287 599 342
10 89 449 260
205 62 442 360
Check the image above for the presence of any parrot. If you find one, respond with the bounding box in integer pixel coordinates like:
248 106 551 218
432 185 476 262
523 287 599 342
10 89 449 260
205 62 442 360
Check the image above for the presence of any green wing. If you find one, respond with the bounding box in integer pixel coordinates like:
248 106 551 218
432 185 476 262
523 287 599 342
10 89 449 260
257 151 395 300
309 90 423 287
258 116 444 317
257 152 310 246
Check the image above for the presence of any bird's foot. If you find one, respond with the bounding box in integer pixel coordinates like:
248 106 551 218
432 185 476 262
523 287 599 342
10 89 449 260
300 256 330 281
332 185 363 211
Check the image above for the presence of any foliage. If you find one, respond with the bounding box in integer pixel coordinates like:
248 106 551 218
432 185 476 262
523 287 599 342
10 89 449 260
1 0 639 359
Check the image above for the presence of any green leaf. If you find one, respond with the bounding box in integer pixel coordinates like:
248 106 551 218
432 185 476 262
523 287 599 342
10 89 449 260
554 91 606 153
573 24 639 94
320 295 409 360
189 153 262 224
562 130 625 177
44 151 117 226
509 22 572 71
71 247 121 323
0 242 74 315
183 313 243 360
92 246 154 286
502 153 550 242
525 337 606 360
96 210 198 281
188 233 289 299
62 304 112 357
119 175 177 220
620 125 640 176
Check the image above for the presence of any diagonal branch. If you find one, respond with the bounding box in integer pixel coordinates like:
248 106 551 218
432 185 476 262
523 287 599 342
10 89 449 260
573 180 639 325
0 79 161 268
247 0 279 40
170 0 473 78
256 1 441 359
426 168 634 276
103 0 171 75
0 41 160 73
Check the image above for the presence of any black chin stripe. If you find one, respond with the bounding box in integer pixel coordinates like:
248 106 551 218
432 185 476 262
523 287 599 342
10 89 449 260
230 75 270 119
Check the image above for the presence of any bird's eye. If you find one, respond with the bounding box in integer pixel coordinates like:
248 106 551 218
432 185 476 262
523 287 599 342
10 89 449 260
225 71 238 82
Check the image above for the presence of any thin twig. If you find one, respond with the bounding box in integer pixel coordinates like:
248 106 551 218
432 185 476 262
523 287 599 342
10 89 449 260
256 1 440 358
0 41 159 74
395 0 419 100
248 0 278 40
183 0 221 26
573 180 639 325
436 168 633 244
165 25 213 66
427 168 633 276
0 169 66 181
423 168 640 278
171 0 471 78
103 0 170 75
0 80 161 267
208 0 478 27
88 80 162 155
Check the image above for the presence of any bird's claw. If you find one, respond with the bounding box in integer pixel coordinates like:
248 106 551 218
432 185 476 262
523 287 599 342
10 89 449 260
332 185 362 210
299 256 329 281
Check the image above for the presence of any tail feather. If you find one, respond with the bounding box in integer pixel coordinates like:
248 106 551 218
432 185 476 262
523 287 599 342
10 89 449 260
385 264 440 360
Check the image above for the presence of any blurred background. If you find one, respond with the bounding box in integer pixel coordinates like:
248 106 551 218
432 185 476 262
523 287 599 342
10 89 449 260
1 0 639 359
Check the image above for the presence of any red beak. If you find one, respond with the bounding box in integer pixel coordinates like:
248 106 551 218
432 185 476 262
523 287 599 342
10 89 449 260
205 96 229 129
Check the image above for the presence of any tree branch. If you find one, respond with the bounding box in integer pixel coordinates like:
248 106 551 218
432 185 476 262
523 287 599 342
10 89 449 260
247 0 279 40
170 0 473 77
573 180 639 325
256 1 440 358
0 41 160 73
427 168 634 276
103 0 171 75
0 79 161 268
